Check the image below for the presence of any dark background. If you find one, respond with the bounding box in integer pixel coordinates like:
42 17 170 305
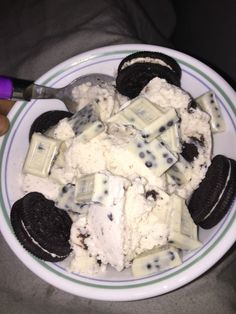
0 0 235 89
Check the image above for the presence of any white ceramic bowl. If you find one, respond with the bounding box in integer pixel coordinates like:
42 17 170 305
0 44 235 301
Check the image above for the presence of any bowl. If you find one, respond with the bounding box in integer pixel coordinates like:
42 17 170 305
0 44 235 301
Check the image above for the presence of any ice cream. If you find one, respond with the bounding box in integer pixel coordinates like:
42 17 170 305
21 72 217 276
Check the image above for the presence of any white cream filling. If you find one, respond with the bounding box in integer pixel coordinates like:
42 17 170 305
121 57 172 71
21 220 67 258
203 160 231 220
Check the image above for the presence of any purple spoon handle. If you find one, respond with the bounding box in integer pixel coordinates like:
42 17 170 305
0 76 34 101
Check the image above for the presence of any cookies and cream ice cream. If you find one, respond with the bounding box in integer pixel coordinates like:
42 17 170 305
21 74 216 276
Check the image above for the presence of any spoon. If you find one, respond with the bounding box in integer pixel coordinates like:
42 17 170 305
0 74 114 113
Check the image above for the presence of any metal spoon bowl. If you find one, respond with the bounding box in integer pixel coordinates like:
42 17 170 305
0 73 114 113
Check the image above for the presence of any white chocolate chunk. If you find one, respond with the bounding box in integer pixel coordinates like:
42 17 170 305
196 91 225 133
23 133 61 178
159 123 181 153
75 173 107 204
108 97 162 129
166 155 189 185
127 135 178 177
108 97 179 142
107 111 130 125
168 194 201 250
142 108 179 142
53 142 67 168
75 172 127 206
132 245 182 277
68 104 105 142
76 120 105 143
127 97 163 125
55 183 89 214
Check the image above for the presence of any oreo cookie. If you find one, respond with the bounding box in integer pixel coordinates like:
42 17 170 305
117 51 182 79
116 63 180 99
29 110 73 141
188 155 236 229
10 192 72 262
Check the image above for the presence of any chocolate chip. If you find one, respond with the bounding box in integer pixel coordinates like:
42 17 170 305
107 213 113 221
137 143 142 148
37 144 44 150
145 161 153 168
146 263 152 269
62 185 69 193
167 120 173 127
168 251 175 261
97 259 102 266
78 233 89 250
104 190 108 195
159 126 166 133
163 153 168 158
167 157 173 164
139 152 145 158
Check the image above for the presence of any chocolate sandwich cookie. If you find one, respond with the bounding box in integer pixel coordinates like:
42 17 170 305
10 192 72 262
188 155 236 229
116 63 181 99
117 51 182 79
29 110 73 140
